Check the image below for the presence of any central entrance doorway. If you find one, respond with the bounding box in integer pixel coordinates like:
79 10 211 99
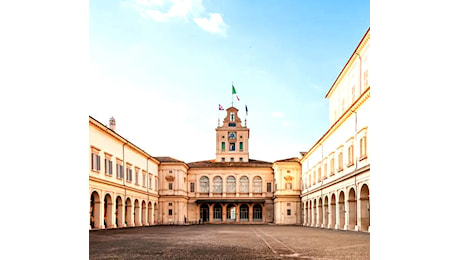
200 204 209 222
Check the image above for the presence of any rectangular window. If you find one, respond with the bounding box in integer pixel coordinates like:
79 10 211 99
338 152 343 171
168 209 173 216
317 168 321 182
91 153 101 171
287 209 291 216
142 173 146 187
323 164 327 180
221 142 225 151
168 182 173 190
135 170 139 185
168 202 173 206
155 177 159 191
149 176 152 189
360 136 367 159
267 182 272 192
229 143 235 151
239 142 243 151
348 145 354 166
190 182 195 192
221 158 225 162
274 183 277 191
126 168 132 182
116 163 123 179
104 158 112 175
239 157 243 162
309 175 311 187
330 158 335 176
230 157 234 162
285 183 292 190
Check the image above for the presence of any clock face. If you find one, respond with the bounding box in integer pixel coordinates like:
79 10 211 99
229 132 236 139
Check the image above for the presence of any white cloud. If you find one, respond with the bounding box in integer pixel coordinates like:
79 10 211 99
193 13 227 35
272 111 284 118
126 0 226 35
146 9 169 21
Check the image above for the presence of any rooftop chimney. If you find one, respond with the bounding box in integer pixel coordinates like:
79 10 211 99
109 117 116 131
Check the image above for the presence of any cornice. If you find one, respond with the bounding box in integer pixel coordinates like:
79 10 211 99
325 28 370 99
89 116 160 165
300 88 370 164
299 164 370 197
89 175 158 197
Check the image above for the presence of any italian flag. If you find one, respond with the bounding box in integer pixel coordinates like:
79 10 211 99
232 84 240 101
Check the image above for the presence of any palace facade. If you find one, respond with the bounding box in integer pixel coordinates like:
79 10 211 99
89 28 370 232
300 28 370 232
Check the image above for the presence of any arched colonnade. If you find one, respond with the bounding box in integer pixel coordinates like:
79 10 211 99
303 183 370 232
90 190 158 230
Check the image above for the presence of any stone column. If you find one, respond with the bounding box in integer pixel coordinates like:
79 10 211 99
223 204 227 222
94 200 103 229
117 201 125 228
209 204 214 223
236 204 240 222
249 204 253 223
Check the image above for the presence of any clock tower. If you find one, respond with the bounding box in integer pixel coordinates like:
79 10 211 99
216 106 249 162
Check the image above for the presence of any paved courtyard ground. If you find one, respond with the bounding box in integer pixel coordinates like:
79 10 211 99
89 225 369 259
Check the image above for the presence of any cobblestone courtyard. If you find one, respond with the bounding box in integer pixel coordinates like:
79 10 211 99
89 225 369 259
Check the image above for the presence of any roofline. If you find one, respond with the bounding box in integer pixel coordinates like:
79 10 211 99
325 27 370 99
89 116 161 165
300 88 370 164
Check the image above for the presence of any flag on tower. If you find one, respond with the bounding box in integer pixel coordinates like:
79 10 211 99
219 104 224 110
232 84 240 101
245 105 248 116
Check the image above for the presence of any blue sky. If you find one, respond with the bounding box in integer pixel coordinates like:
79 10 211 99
89 0 369 162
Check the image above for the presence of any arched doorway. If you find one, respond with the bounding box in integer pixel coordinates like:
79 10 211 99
213 204 222 222
200 204 209 223
116 196 123 228
148 202 153 225
125 198 132 227
227 204 236 222
240 204 249 222
90 191 101 229
134 199 140 226
330 194 337 229
324 196 329 228
339 191 345 229
142 200 147 225
104 194 113 229
253 204 263 222
318 197 323 227
359 184 370 231
348 188 357 230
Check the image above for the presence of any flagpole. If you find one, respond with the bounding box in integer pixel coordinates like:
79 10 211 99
231 81 234 107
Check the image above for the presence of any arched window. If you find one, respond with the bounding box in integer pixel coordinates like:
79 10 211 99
253 176 262 193
240 176 249 193
199 176 209 193
226 176 236 193
213 176 223 193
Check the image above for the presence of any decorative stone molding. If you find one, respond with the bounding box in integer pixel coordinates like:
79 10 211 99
284 175 293 182
165 175 175 182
